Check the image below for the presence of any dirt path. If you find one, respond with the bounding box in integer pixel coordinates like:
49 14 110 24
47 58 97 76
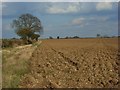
2 41 42 88
19 38 119 88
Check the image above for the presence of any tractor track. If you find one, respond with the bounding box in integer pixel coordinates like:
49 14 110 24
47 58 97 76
51 48 79 71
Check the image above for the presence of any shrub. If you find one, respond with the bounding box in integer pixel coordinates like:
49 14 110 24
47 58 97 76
2 39 24 48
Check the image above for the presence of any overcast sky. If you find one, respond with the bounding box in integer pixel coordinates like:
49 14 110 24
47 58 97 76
2 2 118 38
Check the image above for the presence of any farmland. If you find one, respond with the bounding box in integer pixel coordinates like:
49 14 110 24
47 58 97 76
17 38 119 88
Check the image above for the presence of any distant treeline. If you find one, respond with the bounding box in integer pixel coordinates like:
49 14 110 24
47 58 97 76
1 35 119 48
48 35 118 39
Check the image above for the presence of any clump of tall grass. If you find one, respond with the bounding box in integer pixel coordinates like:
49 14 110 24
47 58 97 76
2 39 24 48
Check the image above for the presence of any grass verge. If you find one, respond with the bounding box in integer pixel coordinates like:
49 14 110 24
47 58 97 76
2 41 41 88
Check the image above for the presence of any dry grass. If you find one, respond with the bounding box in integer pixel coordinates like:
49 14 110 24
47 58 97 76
2 41 41 88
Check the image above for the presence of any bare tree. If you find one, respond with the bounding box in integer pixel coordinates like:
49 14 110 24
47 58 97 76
12 13 43 44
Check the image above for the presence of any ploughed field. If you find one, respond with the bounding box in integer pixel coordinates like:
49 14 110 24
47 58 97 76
20 38 119 88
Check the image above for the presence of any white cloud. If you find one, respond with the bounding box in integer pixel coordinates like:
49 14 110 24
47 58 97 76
46 6 65 14
66 15 110 28
72 17 85 25
2 2 116 16
45 2 114 14
96 2 113 11
62 17 86 27
46 3 81 14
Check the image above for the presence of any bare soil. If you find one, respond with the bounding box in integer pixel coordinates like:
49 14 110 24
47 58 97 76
19 38 119 88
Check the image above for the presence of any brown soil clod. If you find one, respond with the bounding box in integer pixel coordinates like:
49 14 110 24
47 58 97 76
19 38 119 88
